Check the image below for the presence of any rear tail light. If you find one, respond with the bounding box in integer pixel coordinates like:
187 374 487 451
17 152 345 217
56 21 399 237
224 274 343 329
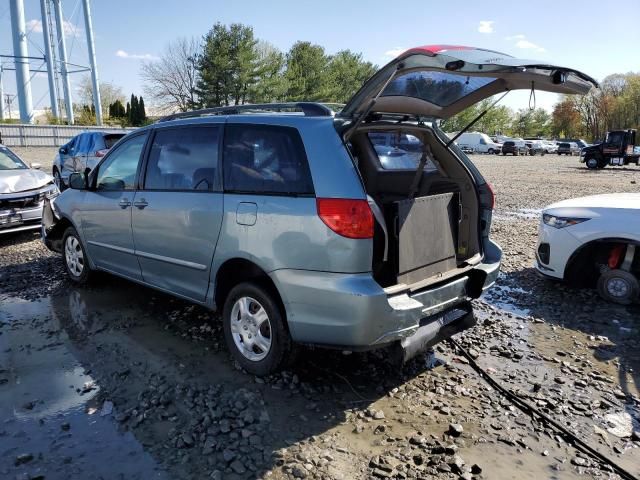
479 182 495 210
95 149 109 157
316 198 373 239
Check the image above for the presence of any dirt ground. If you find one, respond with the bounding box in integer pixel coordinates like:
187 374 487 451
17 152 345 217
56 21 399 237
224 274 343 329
1 149 639 480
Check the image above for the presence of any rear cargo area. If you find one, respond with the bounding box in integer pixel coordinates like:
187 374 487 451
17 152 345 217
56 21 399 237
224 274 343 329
349 124 481 289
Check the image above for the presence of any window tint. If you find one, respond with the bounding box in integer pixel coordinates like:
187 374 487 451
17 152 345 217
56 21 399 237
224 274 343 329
96 133 148 191
367 131 437 171
144 126 220 191
223 124 313 195
104 134 125 149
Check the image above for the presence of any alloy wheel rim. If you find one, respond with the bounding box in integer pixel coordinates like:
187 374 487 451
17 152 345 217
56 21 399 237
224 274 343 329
230 296 272 362
54 171 61 188
65 236 84 277
607 277 629 298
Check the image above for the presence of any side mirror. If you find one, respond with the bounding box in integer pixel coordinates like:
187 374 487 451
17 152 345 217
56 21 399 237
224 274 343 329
68 172 86 190
59 146 68 155
30 162 42 170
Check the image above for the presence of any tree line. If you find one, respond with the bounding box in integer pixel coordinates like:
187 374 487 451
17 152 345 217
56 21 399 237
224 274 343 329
139 22 638 143
141 23 377 112
552 73 640 141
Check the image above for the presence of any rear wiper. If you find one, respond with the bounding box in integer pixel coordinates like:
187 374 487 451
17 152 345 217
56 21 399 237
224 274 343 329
446 91 510 148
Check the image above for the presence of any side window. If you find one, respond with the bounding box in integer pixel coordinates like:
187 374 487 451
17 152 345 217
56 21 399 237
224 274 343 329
65 137 77 155
76 134 91 154
367 130 437 171
223 124 313 195
96 133 148 191
144 126 220 191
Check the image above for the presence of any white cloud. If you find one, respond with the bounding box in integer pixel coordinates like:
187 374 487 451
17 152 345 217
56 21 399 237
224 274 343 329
115 49 158 60
384 47 406 57
515 39 545 53
478 21 494 34
26 18 82 37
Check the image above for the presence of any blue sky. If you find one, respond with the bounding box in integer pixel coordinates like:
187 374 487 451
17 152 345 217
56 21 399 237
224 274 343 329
1 0 638 115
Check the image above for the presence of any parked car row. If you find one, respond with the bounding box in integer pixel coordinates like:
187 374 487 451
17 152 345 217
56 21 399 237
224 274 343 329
9 44 628 376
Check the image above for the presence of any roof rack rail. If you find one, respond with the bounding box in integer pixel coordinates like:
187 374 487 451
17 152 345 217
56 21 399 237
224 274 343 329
157 102 340 123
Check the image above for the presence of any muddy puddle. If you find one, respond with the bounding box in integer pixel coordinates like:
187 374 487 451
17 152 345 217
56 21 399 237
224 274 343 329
0 295 169 480
1 276 638 479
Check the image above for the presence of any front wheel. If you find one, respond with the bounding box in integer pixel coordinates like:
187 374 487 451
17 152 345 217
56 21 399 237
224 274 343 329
487 148 495 155
585 156 599 169
597 270 639 305
222 282 294 376
53 169 66 191
62 227 93 284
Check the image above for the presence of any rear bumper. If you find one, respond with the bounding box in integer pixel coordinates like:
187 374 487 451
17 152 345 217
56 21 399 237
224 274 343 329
270 239 501 354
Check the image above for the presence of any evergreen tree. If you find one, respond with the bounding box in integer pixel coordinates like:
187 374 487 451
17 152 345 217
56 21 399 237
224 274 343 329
139 96 147 123
126 102 130 120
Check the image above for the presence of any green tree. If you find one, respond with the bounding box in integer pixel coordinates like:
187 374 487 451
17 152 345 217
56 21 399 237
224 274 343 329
139 96 147 123
284 42 330 101
325 50 377 103
197 22 258 107
247 41 287 103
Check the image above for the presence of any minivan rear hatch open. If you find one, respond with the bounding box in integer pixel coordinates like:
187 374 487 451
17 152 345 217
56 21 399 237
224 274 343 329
338 45 598 122
340 45 597 293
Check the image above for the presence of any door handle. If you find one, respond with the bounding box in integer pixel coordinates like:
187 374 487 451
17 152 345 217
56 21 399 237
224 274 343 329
118 198 131 209
133 199 148 209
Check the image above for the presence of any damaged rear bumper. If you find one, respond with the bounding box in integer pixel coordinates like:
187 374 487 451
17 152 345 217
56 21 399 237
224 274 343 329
270 239 500 360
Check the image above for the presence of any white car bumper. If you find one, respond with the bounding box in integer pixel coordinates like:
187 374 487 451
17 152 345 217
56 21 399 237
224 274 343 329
534 220 582 280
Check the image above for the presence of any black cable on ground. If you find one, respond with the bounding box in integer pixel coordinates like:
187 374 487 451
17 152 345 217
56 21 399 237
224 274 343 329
447 338 639 480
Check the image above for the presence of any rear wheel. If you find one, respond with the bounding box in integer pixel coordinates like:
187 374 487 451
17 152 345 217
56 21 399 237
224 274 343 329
597 270 639 305
222 282 294 376
62 227 93 284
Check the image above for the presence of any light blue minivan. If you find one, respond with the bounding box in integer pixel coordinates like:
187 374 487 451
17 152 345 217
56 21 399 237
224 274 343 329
43 45 597 375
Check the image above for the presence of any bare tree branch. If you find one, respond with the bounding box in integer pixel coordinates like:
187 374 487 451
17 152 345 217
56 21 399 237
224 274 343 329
140 37 200 113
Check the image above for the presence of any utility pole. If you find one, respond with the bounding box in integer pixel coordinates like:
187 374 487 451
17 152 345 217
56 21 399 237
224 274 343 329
0 67 5 121
9 0 34 124
5 94 16 120
82 0 102 125
52 0 74 124
40 0 60 119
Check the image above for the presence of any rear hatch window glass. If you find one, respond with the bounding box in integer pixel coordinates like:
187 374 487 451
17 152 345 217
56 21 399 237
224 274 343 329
382 71 497 107
367 131 438 171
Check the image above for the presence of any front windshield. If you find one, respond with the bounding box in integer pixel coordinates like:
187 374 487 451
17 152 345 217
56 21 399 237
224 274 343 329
0 148 28 170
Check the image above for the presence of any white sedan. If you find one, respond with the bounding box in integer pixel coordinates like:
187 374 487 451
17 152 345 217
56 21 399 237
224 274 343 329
535 193 640 304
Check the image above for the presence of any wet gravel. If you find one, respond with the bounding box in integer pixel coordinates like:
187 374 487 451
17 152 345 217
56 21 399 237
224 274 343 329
0 151 639 479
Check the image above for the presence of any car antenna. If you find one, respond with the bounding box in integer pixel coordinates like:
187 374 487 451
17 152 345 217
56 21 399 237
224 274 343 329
446 90 510 148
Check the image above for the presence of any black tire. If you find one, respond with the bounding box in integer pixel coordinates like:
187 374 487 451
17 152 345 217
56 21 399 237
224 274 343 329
53 168 66 191
597 269 639 305
502 152 506 156
488 148 495 155
62 226 93 284
585 156 599 169
222 282 293 376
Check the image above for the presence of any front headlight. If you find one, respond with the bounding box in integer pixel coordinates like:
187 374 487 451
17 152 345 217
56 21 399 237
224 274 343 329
542 213 589 228
44 183 60 199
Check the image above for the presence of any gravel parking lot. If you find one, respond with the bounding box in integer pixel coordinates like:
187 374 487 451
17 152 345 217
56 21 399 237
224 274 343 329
1 149 638 480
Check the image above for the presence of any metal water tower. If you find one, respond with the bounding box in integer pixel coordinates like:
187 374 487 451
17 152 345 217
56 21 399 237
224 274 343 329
1 0 102 125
